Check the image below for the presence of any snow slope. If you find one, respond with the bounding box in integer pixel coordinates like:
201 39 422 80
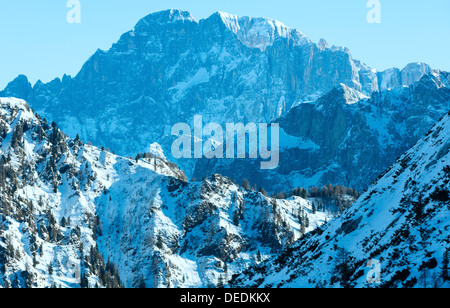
231 112 450 288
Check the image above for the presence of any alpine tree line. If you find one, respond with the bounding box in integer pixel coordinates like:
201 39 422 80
240 178 361 215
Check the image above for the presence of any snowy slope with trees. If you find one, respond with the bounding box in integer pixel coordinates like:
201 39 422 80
0 97 344 288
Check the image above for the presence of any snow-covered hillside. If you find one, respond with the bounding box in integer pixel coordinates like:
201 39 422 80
0 97 338 288
231 112 450 288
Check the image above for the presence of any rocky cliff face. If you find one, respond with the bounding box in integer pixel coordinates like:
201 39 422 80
231 111 450 288
377 62 432 91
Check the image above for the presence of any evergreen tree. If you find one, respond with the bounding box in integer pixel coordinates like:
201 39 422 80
259 187 268 197
301 188 307 199
413 194 425 221
24 270 34 288
139 275 146 289
217 275 225 288
156 234 164 249
11 123 23 148
256 250 262 263
232 210 240 226
300 223 306 236
80 272 89 288
223 262 229 282
38 125 45 142
442 248 449 282
60 217 66 227
333 247 352 288
241 179 250 190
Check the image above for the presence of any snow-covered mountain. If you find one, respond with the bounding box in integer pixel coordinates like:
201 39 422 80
231 111 450 288
1 9 447 289
194 71 450 192
1 10 441 194
0 97 344 288
377 62 432 91
1 10 428 166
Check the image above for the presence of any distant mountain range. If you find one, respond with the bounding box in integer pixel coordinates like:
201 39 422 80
1 9 445 192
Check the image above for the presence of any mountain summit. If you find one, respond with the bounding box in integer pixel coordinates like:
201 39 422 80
214 11 312 50
138 9 196 24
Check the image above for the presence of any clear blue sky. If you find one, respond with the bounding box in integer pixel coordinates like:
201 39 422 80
0 0 449 88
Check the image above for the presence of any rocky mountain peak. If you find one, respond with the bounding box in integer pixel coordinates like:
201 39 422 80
213 11 311 50
317 38 330 50
0 75 32 101
401 62 432 84
135 9 196 28
377 62 433 91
